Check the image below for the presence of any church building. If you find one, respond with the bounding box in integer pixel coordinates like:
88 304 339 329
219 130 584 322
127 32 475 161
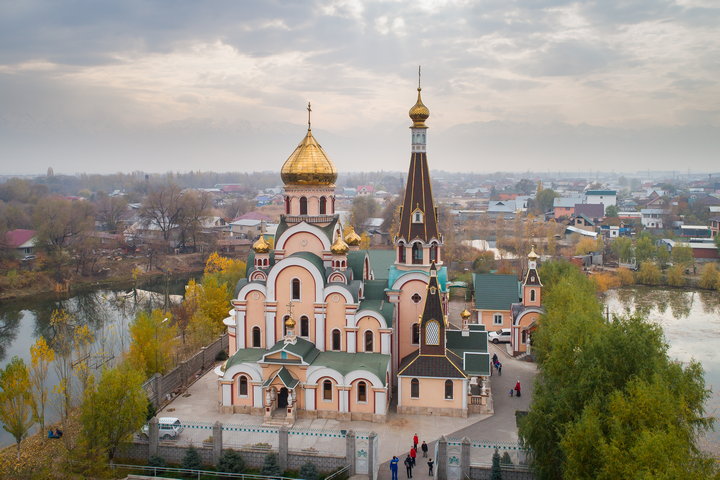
216 81 492 423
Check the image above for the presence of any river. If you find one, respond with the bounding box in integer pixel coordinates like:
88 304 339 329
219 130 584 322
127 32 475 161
0 274 195 447
604 286 720 446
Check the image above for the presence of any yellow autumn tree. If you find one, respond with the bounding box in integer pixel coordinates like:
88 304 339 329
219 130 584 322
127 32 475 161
127 309 177 377
0 357 34 461
667 264 686 287
615 267 635 286
29 336 55 430
699 263 719 290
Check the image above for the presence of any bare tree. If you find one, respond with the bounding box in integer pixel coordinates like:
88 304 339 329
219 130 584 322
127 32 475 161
178 190 212 251
139 183 184 242
95 194 128 234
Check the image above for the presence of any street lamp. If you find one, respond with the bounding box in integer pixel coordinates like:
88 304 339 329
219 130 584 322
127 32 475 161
155 317 169 373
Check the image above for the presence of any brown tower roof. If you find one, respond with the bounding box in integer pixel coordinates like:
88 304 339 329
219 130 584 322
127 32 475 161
397 152 440 243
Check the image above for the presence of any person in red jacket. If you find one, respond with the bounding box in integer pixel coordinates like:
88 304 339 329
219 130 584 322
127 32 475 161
515 379 521 397
413 433 419 450
410 445 417 466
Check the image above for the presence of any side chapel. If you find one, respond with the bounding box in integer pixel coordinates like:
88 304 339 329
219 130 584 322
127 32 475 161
216 80 493 422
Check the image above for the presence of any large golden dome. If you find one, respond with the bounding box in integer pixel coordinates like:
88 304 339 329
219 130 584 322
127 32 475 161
281 128 337 186
252 235 270 254
409 87 429 128
344 226 361 246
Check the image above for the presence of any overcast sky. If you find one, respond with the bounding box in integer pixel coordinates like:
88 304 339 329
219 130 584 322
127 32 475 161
1 0 718 176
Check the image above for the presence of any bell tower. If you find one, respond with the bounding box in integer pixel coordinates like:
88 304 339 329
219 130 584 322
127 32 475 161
523 246 542 307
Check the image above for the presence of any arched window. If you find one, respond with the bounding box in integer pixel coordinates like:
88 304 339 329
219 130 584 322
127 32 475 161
238 375 248 396
444 379 453 399
412 243 422 264
285 196 290 214
323 380 333 401
252 326 261 348
430 244 437 263
320 196 327 214
411 324 420 345
413 209 424 223
357 381 367 402
530 289 536 302
300 196 308 215
332 329 341 351
292 278 300 300
398 242 406 263
300 316 309 337
411 378 420 398
364 330 374 352
425 320 440 345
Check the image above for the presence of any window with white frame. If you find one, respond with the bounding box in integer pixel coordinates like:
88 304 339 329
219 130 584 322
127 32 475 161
493 313 503 325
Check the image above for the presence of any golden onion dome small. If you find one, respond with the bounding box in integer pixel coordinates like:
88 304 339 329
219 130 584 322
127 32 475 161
460 308 472 320
344 226 361 246
331 235 349 255
409 87 430 128
528 245 540 260
280 128 337 186
285 316 296 328
252 236 271 253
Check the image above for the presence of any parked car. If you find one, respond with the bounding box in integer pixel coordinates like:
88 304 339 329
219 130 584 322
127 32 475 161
141 417 184 440
488 328 511 344
22 255 36 261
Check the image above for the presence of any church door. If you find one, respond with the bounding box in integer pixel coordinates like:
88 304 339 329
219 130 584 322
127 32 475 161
278 387 289 408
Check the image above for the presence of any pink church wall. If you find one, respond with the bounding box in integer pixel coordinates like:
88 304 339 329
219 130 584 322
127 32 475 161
274 266 317 342
523 286 541 307
325 293 346 351
316 377 340 411
232 373 254 406
283 232 325 257
245 291 266 347
396 279 428 362
349 379 375 414
356 316 381 353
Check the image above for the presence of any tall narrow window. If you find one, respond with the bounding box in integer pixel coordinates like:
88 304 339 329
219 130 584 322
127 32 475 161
300 316 309 337
285 196 290 214
323 380 332 400
425 320 440 345
530 289 536 302
300 196 308 215
398 243 406 263
364 331 374 352
332 329 341 351
430 244 437 262
357 381 367 402
411 378 419 398
412 243 422 264
252 326 261 347
444 380 453 400
411 324 420 345
320 196 327 214
239 375 248 396
292 279 300 300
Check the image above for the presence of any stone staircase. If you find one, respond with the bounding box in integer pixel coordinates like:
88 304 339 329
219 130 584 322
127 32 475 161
262 409 295 427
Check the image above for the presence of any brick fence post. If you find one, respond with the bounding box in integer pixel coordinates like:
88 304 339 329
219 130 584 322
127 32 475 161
201 346 207 370
346 430 356 475
437 435 447 480
279 426 289 471
213 421 223 465
368 432 377 480
148 417 159 458
461 437 471 480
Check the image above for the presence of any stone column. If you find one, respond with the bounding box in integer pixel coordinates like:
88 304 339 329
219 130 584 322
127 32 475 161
315 312 326 350
346 430 356 475
436 435 447 480
368 431 377 480
279 426 289 471
461 437 470 480
380 330 392 355
235 310 246 349
213 421 223 464
265 311 276 347
148 417 159 458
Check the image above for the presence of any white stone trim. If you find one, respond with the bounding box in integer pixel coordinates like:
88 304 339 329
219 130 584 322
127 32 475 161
352 309 388 329
323 285 356 304
266 256 325 303
275 222 332 252
390 271 428 291
345 370 384 389
237 283 267 301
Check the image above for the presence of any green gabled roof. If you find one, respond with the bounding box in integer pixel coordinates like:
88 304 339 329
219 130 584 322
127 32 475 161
473 273 520 311
462 352 490 376
446 329 488 354
357 299 394 327
264 337 320 364
348 251 367 280
367 250 395 280
262 366 299 389
313 351 390 386
363 279 387 300
288 252 326 286
225 347 266 371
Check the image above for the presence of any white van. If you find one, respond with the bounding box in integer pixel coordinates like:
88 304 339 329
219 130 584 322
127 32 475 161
141 417 184 440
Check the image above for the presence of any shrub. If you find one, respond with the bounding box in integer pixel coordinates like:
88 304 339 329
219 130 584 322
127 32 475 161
591 273 620 292
699 263 720 290
666 264 686 287
500 452 513 465
218 449 245 473
491 450 502 480
616 267 635 286
300 461 319 480
261 452 282 476
636 261 661 285
215 349 229 361
148 455 166 468
182 446 202 470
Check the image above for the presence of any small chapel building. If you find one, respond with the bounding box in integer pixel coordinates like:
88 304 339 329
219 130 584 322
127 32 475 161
216 82 493 422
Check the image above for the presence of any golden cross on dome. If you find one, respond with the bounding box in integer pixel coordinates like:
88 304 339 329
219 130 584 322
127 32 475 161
307 102 312 130
286 301 294 317
418 65 421 90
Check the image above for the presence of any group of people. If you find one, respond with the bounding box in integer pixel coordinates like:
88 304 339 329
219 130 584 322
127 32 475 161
47 428 63 439
491 353 502 376
389 433 433 479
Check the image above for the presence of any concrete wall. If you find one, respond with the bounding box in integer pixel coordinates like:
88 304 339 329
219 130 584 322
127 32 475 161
469 465 535 480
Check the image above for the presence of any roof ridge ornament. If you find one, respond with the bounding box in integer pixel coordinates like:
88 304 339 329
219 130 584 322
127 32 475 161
307 101 312 131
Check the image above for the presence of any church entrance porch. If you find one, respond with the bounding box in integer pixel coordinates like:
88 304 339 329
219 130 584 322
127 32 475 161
278 387 289 409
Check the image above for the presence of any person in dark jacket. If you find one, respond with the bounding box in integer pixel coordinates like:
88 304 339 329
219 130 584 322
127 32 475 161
404 455 414 478
428 458 434 476
421 440 428 457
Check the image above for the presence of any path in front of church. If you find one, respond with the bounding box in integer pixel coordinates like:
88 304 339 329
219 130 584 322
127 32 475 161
375 342 536 480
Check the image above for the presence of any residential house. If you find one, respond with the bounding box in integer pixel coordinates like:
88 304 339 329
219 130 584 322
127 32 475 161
553 196 584 219
585 190 616 214
710 216 720 238
229 218 266 238
4 229 37 257
641 209 669 229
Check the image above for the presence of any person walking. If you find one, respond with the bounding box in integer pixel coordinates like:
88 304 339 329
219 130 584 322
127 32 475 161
404 455 414 478
497 361 502 376
390 456 399 480
413 433 419 450
410 445 417 466
492 353 498 365
421 440 428 458
427 458 434 476
515 379 521 397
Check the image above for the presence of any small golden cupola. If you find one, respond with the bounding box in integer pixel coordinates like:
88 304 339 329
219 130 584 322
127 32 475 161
281 103 338 186
460 308 472 320
409 87 430 128
331 235 349 255
344 226 361 250
252 235 271 253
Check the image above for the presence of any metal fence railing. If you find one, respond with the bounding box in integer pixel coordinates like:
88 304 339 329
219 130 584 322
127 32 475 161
110 463 304 480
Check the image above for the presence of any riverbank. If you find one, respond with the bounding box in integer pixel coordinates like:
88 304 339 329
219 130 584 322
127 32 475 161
0 252 210 302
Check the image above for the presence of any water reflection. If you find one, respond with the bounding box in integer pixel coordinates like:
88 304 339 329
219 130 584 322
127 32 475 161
0 311 21 363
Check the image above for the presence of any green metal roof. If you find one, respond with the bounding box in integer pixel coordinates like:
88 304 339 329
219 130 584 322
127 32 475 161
473 273 520 310
462 352 490 376
348 251 367 280
264 337 320 364
313 351 390 386
363 279 386 300
262 366 299 389
225 347 266 371
367 249 396 280
288 252 326 286
358 299 394 326
387 265 448 291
